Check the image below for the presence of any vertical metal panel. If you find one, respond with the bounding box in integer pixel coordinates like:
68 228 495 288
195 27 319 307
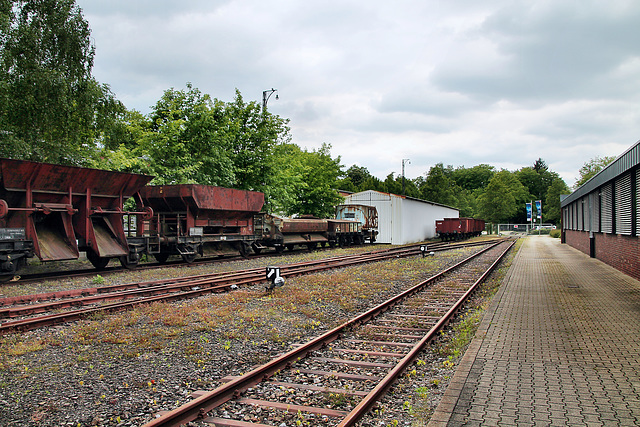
401 199 457 241
584 196 591 232
601 183 613 233
615 173 632 235
342 191 394 243
637 169 640 236
591 191 600 233
577 199 583 230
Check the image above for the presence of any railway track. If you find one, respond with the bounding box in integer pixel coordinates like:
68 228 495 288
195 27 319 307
142 238 515 427
0 239 502 334
6 239 496 284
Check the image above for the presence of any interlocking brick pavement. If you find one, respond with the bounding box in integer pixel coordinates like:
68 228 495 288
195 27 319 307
429 236 640 426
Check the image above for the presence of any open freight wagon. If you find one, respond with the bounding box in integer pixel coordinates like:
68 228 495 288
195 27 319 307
435 217 485 241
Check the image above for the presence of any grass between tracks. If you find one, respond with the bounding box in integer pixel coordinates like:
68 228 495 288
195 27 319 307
0 247 460 367
0 237 520 426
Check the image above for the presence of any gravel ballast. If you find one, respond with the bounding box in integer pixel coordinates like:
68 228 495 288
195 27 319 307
0 241 516 426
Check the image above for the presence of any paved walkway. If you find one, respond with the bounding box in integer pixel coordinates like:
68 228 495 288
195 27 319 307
429 236 640 426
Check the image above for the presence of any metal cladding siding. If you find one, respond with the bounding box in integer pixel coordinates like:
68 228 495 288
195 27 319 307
615 173 633 235
401 198 456 242
341 190 458 244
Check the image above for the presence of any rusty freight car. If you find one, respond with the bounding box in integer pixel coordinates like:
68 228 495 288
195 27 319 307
435 217 485 241
138 185 265 262
0 158 153 280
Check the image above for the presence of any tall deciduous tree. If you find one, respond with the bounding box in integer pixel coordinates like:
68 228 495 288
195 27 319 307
574 155 616 189
545 177 570 225
477 170 531 223
271 143 343 218
418 163 458 207
0 0 122 164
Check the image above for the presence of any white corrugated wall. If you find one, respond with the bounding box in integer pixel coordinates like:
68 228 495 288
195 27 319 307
342 190 459 244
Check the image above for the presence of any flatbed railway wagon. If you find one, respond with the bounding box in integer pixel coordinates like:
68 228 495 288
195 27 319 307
253 213 372 253
0 158 153 281
138 185 265 262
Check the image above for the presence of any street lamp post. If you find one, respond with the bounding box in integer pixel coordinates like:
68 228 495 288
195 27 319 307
402 158 410 195
262 88 278 113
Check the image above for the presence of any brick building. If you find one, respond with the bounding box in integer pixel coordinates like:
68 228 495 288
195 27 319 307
561 139 640 280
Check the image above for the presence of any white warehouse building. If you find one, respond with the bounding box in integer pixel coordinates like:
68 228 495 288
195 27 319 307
341 190 459 244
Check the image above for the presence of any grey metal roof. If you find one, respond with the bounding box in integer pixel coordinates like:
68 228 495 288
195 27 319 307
561 139 640 207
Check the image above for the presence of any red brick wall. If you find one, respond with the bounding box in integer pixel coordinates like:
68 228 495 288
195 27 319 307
564 230 590 255
564 230 640 281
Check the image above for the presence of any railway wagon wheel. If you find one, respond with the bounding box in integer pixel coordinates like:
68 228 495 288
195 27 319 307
119 253 139 270
86 250 110 270
238 242 250 259
0 259 17 283
154 252 170 264
181 253 197 263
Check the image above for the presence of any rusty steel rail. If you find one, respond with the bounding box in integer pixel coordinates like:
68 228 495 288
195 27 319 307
142 239 515 427
0 240 502 334
7 238 501 285
1 238 500 308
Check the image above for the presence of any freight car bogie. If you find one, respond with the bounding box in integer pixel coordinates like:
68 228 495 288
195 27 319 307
0 237 31 281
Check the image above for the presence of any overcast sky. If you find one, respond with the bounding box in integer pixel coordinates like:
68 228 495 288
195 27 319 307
75 0 640 186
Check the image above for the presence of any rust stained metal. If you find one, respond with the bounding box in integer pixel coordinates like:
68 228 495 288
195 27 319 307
140 185 264 213
336 204 378 230
140 185 265 238
0 158 153 261
278 218 328 234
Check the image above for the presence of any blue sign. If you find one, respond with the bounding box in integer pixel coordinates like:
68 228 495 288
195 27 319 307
526 203 532 221
535 200 542 219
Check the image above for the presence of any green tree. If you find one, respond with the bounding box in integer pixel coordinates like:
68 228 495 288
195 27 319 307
224 89 291 192
477 170 531 223
418 163 458 207
101 84 292 189
545 177 570 225
574 155 616 189
337 165 373 192
272 143 343 217
451 164 496 191
0 0 122 164
515 159 557 201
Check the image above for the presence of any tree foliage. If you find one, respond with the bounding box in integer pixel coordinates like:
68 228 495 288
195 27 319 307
0 0 123 164
271 143 343 218
476 170 531 223
0 0 578 223
574 155 616 189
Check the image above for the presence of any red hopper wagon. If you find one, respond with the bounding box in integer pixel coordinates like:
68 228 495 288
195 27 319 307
0 158 153 280
138 185 265 262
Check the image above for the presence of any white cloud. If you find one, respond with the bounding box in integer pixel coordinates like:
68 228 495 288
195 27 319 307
76 0 640 186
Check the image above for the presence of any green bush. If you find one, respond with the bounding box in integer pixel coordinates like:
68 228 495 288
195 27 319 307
550 229 561 238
